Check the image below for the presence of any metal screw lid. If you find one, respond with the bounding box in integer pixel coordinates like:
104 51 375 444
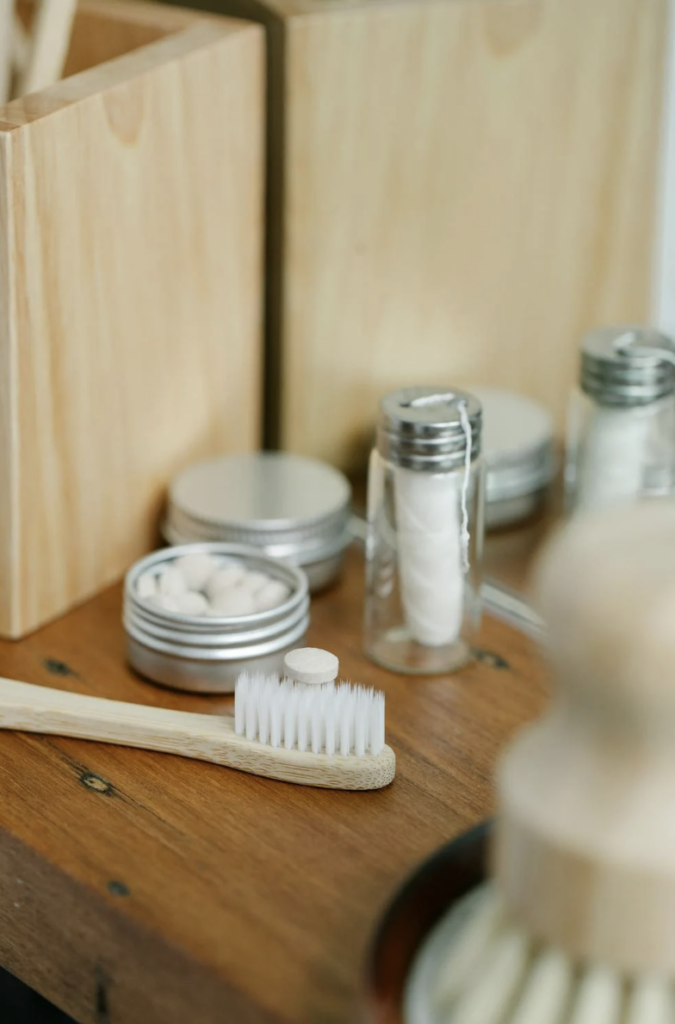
166 453 352 561
376 387 482 471
580 326 675 406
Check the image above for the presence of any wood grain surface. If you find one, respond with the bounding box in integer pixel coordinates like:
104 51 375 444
0 544 547 1023
0 1 264 638
192 0 667 469
283 0 666 470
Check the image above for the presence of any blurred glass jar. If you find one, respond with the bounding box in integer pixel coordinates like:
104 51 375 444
565 327 675 514
364 387 484 675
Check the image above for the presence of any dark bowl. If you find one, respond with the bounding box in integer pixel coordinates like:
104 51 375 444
363 820 491 1024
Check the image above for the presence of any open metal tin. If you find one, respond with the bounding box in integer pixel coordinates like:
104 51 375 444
124 542 310 694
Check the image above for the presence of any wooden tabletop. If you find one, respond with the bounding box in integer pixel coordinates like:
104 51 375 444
0 542 548 1024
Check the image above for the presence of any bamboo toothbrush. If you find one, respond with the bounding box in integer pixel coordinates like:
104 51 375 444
425 500 675 1023
0 648 395 791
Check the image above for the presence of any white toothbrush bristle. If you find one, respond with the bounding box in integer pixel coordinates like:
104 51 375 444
234 673 386 756
339 684 352 756
324 689 336 757
270 685 283 748
283 685 298 750
311 694 322 754
234 675 246 735
298 688 310 752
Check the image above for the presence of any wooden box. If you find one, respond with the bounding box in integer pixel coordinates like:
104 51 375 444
0 0 264 638
186 0 668 471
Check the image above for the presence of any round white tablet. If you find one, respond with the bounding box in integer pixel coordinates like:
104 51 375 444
174 553 216 591
255 580 291 611
173 591 209 616
158 566 188 597
208 588 258 617
284 648 339 685
238 570 270 595
137 572 157 600
205 563 247 600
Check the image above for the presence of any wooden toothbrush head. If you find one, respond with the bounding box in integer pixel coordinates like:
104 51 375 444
494 499 675 976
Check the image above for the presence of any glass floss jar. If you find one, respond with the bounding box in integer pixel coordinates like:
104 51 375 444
364 387 484 675
565 327 675 514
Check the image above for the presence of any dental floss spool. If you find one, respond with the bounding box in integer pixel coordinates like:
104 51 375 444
566 326 675 513
393 405 472 646
394 468 464 646
365 387 483 674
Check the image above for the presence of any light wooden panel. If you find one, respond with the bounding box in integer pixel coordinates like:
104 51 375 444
280 0 666 468
0 2 264 637
201 0 664 469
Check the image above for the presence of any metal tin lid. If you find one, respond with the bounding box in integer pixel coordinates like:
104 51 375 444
580 326 675 406
471 388 556 503
166 453 352 561
376 387 482 470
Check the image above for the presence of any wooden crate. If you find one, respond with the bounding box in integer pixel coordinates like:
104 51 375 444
183 0 668 471
0 0 265 637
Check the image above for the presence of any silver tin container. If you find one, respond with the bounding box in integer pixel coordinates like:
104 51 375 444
580 326 675 406
163 452 352 591
124 543 309 693
470 388 557 530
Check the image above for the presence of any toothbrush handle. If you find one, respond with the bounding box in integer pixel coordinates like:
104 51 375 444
0 677 396 791
0 674 235 754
